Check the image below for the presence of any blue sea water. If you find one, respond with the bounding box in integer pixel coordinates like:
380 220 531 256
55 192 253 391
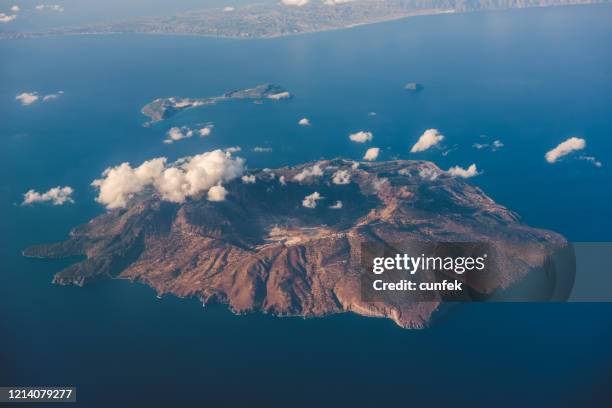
1 4 612 406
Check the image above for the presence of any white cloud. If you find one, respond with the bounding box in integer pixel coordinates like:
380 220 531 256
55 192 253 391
253 147 272 152
368 112 377 116
441 146 457 157
225 146 241 154
293 164 324 182
398 168 411 176
163 126 194 144
298 118 311 126
329 200 343 209
579 155 602 168
332 169 351 185
411 129 444 153
35 4 64 12
91 149 244 209
199 125 213 137
16 92 39 106
400 165 441 181
42 92 62 102
223 6 235 11
22 186 74 206
447 164 479 178
262 168 276 179
166 124 211 144
0 12 17 22
17 91 64 105
267 91 291 100
92 158 166 208
11 5 20 12
418 167 439 181
241 174 256 184
473 139 503 152
281 0 310 6
207 185 228 202
323 0 353 4
545 137 586 163
302 192 322 208
363 147 380 161
372 177 388 191
349 131 373 143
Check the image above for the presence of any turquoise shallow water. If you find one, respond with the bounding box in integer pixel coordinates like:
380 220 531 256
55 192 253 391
1 5 612 406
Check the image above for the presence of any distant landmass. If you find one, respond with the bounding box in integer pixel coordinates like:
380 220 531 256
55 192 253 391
24 159 572 329
141 84 291 125
1 0 607 39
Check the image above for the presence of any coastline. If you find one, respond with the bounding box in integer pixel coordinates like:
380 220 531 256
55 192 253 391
0 3 607 41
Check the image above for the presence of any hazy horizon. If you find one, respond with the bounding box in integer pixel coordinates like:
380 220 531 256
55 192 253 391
0 0 271 31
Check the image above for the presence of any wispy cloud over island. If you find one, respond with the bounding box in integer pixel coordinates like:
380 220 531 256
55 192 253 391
329 200 343 209
332 170 351 185
241 174 256 184
302 192 323 208
294 165 324 182
91 149 244 209
447 164 479 178
22 186 74 206
207 185 228 202
418 167 440 181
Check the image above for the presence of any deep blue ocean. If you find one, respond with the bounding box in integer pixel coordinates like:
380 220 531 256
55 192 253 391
1 5 612 406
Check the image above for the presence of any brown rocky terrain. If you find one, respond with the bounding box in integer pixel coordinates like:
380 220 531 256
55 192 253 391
24 159 572 328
